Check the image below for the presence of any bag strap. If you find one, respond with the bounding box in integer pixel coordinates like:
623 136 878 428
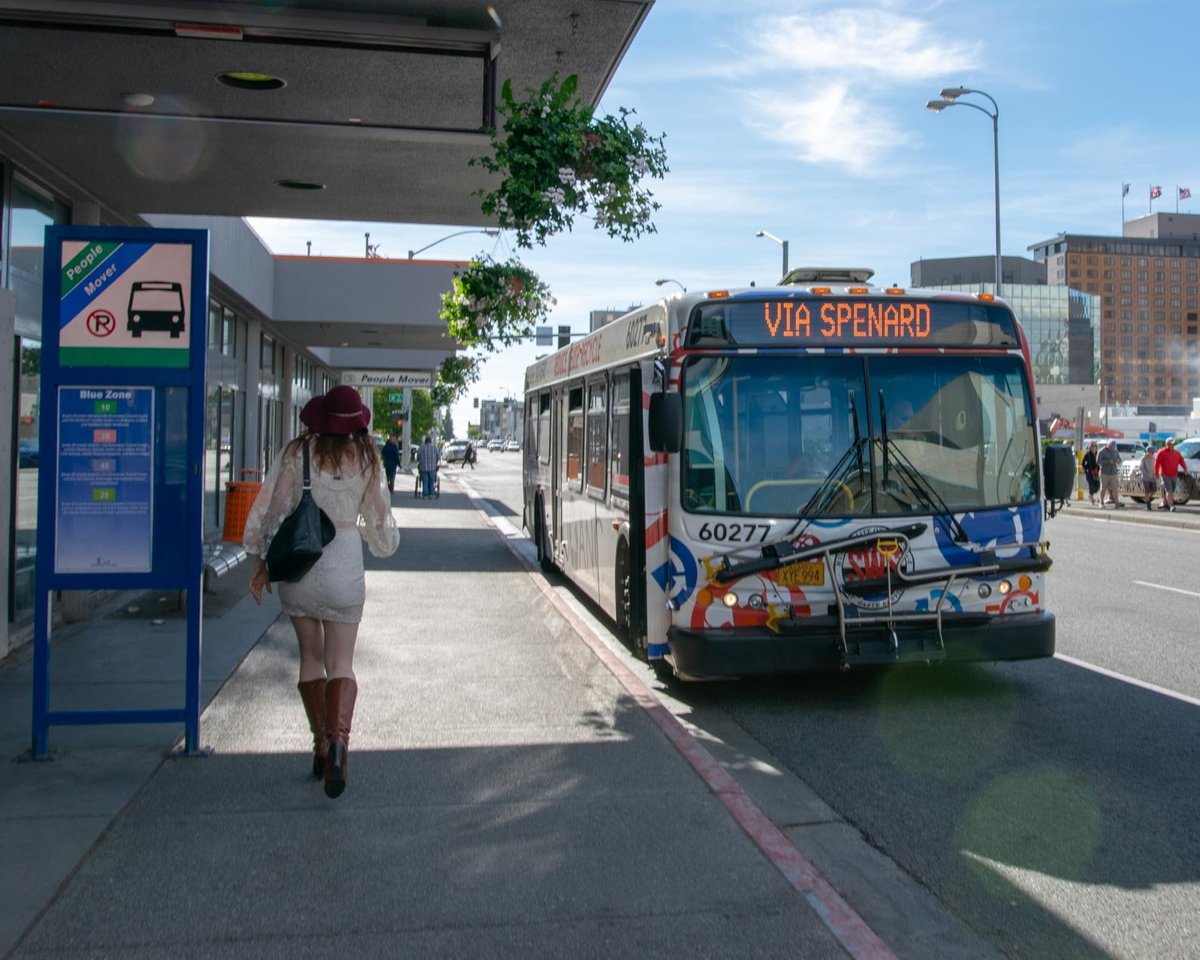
302 441 312 492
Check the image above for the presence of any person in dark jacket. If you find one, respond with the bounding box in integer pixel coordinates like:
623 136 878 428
381 434 400 492
1081 441 1100 505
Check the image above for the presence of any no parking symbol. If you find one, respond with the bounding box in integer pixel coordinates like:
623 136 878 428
86 309 116 338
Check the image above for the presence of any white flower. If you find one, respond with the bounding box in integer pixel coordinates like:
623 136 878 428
595 209 608 227
557 166 576 185
626 155 648 175
543 186 565 205
634 123 646 136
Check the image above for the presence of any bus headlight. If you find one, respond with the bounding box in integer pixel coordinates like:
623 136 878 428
998 580 1012 595
746 593 765 610
722 591 739 608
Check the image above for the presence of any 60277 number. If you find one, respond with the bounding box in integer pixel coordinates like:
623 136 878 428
696 521 771 543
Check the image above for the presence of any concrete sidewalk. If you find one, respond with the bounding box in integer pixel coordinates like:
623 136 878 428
2 479 860 959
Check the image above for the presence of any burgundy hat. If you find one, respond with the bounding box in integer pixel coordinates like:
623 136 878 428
299 385 371 435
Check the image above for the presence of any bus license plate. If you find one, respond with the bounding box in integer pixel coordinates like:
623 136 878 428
776 560 824 587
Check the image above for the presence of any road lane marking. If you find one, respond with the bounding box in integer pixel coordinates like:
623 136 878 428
1055 653 1200 708
1132 579 1200 598
451 473 901 960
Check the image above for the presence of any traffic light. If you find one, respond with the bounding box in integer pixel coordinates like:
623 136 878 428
558 324 571 349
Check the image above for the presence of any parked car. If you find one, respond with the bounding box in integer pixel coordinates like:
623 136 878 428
486 438 504 452
17 438 38 468
442 439 470 463
504 439 521 452
1117 437 1200 504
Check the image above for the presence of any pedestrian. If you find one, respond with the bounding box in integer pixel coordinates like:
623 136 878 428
1155 436 1187 511
1097 439 1124 508
418 433 439 498
1138 445 1158 511
381 433 400 493
462 440 477 470
1081 441 1100 505
243 385 400 799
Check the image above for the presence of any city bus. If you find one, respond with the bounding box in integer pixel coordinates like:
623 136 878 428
522 269 1075 679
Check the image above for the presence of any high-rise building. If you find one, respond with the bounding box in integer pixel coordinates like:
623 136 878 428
1029 215 1200 407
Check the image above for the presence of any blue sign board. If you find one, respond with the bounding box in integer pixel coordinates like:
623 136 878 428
33 226 209 758
55 386 154 573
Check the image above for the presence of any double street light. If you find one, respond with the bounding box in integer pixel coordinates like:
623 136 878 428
755 230 789 280
927 86 1001 296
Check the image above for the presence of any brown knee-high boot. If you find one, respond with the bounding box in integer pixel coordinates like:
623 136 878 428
297 679 329 779
324 677 357 799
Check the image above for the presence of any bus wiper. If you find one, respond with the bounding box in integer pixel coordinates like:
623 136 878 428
879 435 970 543
878 390 890 486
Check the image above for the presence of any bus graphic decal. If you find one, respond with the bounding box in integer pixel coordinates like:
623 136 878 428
127 281 185 338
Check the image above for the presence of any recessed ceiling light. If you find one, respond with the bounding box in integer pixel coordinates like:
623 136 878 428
275 179 324 191
217 72 285 90
121 92 155 107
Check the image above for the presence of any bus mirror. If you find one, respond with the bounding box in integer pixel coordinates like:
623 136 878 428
1042 444 1075 512
648 392 682 453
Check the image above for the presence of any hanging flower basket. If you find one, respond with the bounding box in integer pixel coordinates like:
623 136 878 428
439 255 555 351
471 73 668 248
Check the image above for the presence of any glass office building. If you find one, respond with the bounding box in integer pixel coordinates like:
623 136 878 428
917 282 1099 385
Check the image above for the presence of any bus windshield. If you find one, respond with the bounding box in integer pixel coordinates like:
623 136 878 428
681 354 1037 518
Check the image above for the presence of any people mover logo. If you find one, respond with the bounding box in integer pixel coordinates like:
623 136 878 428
834 526 914 609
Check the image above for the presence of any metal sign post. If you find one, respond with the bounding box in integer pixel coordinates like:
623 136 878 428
31 226 208 758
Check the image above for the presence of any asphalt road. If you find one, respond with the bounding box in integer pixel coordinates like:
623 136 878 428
459 453 1200 960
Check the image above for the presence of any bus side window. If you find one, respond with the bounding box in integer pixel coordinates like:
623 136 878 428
586 377 607 497
537 392 551 465
565 384 584 489
611 373 630 498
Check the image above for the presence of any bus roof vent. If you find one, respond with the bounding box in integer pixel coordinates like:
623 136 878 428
780 267 875 285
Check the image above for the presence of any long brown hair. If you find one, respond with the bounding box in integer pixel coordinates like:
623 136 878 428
285 429 379 477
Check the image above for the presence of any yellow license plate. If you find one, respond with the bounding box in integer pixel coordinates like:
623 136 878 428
776 560 824 587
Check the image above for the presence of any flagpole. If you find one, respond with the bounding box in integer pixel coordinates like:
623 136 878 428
1121 185 1125 224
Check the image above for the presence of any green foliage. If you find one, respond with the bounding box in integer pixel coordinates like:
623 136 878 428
440 255 555 350
431 355 481 409
409 390 434 440
471 73 668 248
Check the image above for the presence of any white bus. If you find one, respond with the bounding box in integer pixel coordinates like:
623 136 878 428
522 269 1075 679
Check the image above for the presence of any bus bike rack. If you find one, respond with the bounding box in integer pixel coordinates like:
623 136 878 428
821 537 1010 670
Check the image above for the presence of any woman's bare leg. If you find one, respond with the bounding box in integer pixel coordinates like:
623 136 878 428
322 620 359 680
291 615 326 682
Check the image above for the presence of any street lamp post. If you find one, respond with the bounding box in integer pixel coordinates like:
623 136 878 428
755 230 789 280
927 87 1001 297
654 278 686 292
407 228 500 259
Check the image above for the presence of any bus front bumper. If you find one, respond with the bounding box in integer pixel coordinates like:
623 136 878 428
666 611 1055 679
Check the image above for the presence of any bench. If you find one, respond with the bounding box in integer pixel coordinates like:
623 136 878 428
203 540 248 592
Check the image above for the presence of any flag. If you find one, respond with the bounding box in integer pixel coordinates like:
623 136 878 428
1180 187 1192 200
1151 185 1163 199
1122 183 1130 197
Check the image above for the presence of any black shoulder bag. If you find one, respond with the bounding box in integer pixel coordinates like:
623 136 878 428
265 442 335 583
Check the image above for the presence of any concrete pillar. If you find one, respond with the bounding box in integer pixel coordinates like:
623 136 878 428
70 201 101 226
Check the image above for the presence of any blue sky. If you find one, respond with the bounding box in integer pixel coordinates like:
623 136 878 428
249 0 1200 434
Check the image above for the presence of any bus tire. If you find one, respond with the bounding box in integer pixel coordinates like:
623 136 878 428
535 501 556 573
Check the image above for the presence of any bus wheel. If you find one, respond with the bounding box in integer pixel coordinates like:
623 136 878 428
535 503 556 572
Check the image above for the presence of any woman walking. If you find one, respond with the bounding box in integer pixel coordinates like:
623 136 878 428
243 386 400 798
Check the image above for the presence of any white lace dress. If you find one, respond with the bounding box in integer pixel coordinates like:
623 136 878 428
243 440 400 623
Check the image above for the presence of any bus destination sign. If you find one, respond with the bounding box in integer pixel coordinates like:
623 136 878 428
694 298 1019 348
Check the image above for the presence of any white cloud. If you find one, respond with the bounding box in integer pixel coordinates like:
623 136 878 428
747 9 981 81
745 82 910 175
